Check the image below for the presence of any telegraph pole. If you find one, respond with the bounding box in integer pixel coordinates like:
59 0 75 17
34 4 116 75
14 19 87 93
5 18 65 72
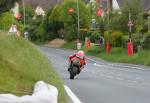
77 0 80 38
23 0 26 27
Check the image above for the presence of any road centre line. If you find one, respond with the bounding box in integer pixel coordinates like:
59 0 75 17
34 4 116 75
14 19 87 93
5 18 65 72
64 85 82 103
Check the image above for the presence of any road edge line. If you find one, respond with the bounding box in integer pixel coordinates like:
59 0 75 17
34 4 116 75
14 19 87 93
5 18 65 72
64 85 82 103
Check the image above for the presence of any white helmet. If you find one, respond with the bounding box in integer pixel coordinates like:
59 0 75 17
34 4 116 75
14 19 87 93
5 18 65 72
76 51 84 59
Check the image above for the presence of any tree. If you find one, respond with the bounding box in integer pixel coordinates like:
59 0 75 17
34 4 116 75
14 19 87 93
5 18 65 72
0 0 19 13
119 0 143 33
60 0 92 41
19 5 35 25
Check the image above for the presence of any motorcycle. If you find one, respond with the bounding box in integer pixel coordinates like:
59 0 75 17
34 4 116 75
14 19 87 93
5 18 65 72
69 58 81 79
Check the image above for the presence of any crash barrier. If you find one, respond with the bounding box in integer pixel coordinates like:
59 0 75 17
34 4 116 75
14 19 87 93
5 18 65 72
0 81 58 103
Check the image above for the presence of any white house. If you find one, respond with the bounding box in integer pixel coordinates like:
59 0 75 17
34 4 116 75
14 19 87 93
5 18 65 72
35 6 45 16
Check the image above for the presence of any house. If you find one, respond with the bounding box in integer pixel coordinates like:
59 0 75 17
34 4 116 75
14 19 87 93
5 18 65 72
35 6 45 16
116 0 150 11
24 0 62 12
87 0 150 11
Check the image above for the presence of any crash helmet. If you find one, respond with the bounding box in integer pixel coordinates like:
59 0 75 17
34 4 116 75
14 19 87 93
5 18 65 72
76 51 84 59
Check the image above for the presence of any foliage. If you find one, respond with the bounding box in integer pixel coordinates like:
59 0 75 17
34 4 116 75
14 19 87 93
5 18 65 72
56 0 92 41
65 24 77 41
43 5 64 40
104 31 123 47
0 0 19 13
80 28 92 41
107 0 144 33
109 11 123 31
19 5 35 25
0 12 24 35
0 33 66 102
131 34 142 52
96 17 105 34
122 35 129 48
90 31 99 43
111 31 123 47
104 30 111 45
0 12 14 30
27 15 46 41
141 32 150 49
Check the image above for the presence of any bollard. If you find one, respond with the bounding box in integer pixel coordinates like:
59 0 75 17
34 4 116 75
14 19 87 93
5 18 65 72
127 41 133 56
106 42 110 54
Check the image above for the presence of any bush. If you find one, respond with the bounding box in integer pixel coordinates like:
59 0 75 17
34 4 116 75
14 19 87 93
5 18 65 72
29 25 46 41
90 31 99 43
142 32 150 49
122 35 129 48
0 12 14 30
132 34 142 52
111 31 123 47
80 29 92 41
65 25 77 41
104 31 123 47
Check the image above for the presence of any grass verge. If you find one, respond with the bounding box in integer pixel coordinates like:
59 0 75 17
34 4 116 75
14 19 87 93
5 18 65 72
61 41 150 66
0 32 66 103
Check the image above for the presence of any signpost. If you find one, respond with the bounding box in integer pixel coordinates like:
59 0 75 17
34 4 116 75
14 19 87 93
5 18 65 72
68 8 75 14
97 7 102 17
127 13 134 56
128 19 134 41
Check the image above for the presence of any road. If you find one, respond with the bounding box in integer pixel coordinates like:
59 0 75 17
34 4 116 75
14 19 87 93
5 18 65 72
40 46 150 103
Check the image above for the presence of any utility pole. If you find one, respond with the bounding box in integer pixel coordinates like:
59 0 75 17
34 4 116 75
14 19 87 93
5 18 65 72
23 0 26 27
106 0 111 54
77 0 80 38
107 0 110 41
128 12 132 42
148 10 150 32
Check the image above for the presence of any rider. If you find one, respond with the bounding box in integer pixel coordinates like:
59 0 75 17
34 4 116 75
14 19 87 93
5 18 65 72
68 51 86 73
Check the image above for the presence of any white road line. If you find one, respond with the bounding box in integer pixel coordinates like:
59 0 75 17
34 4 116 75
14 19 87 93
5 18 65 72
116 77 124 81
143 83 150 86
87 56 149 71
64 85 82 103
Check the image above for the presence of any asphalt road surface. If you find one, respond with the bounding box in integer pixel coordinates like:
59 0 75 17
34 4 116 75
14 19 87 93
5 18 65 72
40 46 150 103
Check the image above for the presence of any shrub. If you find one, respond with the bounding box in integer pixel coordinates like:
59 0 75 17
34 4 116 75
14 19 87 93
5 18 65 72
104 31 123 47
0 12 14 30
65 25 77 41
132 34 142 52
122 35 129 48
104 31 109 45
29 25 46 41
90 31 99 43
142 32 150 49
111 31 123 47
80 29 92 41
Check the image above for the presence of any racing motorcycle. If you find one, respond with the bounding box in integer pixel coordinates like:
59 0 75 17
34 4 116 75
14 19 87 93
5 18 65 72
69 58 81 79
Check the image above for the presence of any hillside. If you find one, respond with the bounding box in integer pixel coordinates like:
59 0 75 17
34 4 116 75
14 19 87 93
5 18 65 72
0 32 66 103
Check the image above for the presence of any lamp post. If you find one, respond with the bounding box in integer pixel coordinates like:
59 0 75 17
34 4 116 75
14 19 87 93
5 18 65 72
23 0 26 27
106 0 110 54
77 0 80 38
148 10 150 32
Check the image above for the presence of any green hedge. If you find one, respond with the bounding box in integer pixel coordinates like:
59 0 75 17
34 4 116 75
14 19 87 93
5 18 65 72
90 31 99 43
104 31 123 47
79 29 92 41
132 34 142 52
0 12 14 30
142 32 150 50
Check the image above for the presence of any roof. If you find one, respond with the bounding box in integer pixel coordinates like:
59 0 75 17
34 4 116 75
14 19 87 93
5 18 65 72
116 0 150 11
24 0 62 11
